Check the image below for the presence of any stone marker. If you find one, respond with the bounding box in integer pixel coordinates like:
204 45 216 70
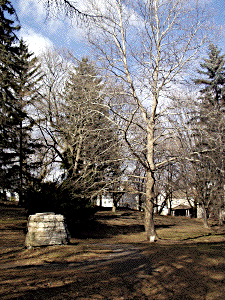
25 212 70 248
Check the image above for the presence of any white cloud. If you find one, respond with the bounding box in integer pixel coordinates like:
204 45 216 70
18 0 46 21
17 0 87 44
20 27 53 55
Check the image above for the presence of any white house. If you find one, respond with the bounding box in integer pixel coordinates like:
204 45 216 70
96 194 114 208
0 190 19 202
156 190 194 217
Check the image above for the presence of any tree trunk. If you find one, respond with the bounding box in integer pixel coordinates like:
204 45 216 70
144 94 157 242
137 194 142 211
18 119 23 206
167 199 172 216
218 208 224 226
112 204 116 213
99 194 102 207
202 205 209 228
155 195 158 214
145 170 157 242
74 132 83 174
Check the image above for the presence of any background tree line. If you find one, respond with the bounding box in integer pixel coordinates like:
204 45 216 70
0 0 124 229
0 0 224 238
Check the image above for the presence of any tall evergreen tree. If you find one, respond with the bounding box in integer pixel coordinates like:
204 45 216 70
193 44 225 226
13 40 43 204
0 0 42 203
61 57 121 201
195 44 225 109
33 51 123 223
0 0 21 196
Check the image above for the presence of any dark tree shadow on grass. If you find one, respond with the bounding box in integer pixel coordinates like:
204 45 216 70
2 242 225 300
69 210 175 239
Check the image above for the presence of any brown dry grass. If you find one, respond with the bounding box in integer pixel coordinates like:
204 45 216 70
0 203 225 300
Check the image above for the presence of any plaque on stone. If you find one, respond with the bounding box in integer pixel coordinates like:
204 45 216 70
25 212 70 248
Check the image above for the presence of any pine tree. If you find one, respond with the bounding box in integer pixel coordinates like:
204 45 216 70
34 52 123 222
195 44 225 109
193 44 225 226
13 40 43 204
0 1 42 203
0 0 21 196
61 58 121 201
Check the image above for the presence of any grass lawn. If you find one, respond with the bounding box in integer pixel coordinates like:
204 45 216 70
0 203 224 299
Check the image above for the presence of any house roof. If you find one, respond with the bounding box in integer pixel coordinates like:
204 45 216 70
172 189 194 200
172 204 192 210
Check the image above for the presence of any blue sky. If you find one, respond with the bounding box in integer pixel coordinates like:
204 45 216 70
12 0 225 57
14 0 90 57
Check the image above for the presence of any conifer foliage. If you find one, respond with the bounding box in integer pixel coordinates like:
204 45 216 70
0 0 21 196
193 44 225 226
57 57 121 203
31 54 122 224
0 0 42 202
195 43 225 110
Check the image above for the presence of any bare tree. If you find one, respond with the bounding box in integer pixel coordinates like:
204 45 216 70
42 0 102 21
39 0 213 240
33 48 71 179
35 48 123 202
171 44 225 228
165 83 225 228
79 0 210 242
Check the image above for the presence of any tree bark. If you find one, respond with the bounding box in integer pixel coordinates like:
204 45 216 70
202 205 209 228
112 204 116 213
145 170 157 242
85 0 208 242
18 119 23 206
218 208 224 226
